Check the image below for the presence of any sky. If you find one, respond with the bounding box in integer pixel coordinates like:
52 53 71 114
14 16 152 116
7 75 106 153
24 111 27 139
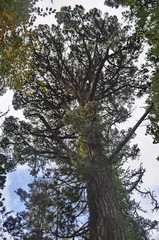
1 0 159 239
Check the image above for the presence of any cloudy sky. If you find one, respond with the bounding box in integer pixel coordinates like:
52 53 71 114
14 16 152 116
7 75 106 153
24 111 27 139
1 0 159 239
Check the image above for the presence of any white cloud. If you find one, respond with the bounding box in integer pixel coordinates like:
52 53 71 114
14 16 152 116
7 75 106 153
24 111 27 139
2 165 33 212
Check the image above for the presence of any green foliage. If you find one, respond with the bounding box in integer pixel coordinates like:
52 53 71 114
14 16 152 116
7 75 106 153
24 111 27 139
104 0 159 58
147 69 159 145
0 0 37 27
0 0 37 90
0 0 55 90
64 101 103 157
64 101 101 134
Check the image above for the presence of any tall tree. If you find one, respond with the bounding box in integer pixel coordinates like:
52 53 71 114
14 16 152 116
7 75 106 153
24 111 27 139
1 5 157 240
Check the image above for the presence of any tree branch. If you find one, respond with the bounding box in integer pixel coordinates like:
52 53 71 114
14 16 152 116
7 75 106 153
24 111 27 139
107 103 153 164
87 49 109 101
35 113 82 164
128 166 145 193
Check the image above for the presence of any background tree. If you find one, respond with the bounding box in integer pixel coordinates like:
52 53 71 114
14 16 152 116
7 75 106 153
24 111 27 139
3 165 88 239
1 5 158 240
104 0 159 148
0 110 14 239
0 0 55 90
0 0 35 85
104 0 159 50
2 163 158 239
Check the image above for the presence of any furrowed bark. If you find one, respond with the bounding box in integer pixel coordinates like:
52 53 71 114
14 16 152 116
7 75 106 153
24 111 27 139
85 137 127 240
86 161 127 240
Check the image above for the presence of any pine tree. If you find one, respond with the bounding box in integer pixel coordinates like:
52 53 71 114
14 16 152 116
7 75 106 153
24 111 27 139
1 5 158 240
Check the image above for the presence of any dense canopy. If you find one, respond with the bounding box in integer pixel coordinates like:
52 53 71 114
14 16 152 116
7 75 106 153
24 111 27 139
0 3 159 240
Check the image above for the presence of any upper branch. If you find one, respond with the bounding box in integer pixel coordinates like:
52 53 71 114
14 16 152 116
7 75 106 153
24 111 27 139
107 103 153 164
87 49 109 101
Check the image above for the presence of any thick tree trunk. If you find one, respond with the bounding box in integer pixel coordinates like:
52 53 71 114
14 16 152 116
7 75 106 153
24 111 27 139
83 105 154 240
86 163 127 240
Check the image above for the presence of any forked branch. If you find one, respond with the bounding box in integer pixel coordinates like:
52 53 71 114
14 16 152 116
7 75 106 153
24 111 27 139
108 103 153 164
